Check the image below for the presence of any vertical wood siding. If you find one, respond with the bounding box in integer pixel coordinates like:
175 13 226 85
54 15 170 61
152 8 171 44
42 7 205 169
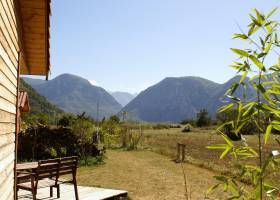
0 0 19 199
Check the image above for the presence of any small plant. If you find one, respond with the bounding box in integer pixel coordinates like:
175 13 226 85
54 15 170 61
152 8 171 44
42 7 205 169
49 147 57 158
208 7 280 199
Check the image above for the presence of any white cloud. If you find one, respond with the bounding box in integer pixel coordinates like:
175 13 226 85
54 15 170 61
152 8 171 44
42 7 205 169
89 79 99 86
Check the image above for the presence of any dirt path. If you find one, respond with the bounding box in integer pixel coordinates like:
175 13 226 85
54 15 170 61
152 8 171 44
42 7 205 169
77 150 224 200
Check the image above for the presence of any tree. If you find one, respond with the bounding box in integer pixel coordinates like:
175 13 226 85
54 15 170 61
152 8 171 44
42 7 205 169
208 7 280 199
196 109 211 127
72 116 94 165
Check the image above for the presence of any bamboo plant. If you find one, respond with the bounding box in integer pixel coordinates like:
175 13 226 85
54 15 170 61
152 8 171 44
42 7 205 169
208 7 280 200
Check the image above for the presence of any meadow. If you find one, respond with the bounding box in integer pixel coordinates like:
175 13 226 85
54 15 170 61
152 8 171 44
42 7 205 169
76 126 280 199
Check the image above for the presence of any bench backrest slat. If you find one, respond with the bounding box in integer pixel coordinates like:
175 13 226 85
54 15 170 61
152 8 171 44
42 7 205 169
59 156 78 176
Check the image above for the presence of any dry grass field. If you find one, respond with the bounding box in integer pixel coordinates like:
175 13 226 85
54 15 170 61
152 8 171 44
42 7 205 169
77 150 225 200
142 127 279 176
76 127 280 199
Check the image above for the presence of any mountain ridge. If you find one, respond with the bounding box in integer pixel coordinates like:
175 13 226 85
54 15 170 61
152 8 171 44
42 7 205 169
121 75 255 122
24 74 122 119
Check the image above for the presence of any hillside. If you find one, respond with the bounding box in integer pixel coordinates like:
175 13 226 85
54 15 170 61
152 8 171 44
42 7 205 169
111 92 136 107
24 74 122 119
19 79 64 116
121 76 255 122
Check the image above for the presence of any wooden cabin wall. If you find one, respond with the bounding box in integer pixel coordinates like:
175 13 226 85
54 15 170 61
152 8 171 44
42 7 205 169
0 0 20 199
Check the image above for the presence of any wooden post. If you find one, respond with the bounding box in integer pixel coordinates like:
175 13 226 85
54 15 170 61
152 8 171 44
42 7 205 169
176 143 180 161
176 143 186 162
182 144 186 162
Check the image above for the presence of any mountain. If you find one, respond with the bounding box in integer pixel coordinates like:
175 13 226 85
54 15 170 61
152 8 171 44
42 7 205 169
121 76 255 122
23 74 122 119
111 92 136 107
20 79 64 116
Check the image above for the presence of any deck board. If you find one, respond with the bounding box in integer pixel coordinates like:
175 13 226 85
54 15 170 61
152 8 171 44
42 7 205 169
18 184 128 200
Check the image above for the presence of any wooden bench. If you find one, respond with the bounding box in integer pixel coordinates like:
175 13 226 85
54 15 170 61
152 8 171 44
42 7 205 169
17 156 79 200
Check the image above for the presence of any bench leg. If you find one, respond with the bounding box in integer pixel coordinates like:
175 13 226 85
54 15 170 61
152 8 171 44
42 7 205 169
50 186 53 197
73 177 79 200
57 185 60 198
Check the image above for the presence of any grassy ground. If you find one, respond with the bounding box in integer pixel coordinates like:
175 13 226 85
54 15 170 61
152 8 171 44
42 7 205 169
76 127 280 199
77 150 224 200
142 127 279 176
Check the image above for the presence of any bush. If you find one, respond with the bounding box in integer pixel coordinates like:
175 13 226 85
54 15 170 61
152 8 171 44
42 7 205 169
18 125 102 163
182 124 192 133
152 123 170 130
169 124 181 128
196 109 211 127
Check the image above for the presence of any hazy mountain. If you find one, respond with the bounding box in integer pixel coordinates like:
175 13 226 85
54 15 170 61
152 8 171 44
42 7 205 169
20 79 64 116
22 77 46 86
111 92 136 107
24 74 122 119
121 76 255 122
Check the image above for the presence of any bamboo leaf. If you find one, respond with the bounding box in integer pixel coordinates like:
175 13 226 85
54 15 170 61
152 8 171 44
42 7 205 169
218 103 234 113
267 7 278 18
239 71 248 84
265 124 273 144
222 134 234 147
231 48 249 57
264 39 273 53
249 55 265 71
220 147 232 159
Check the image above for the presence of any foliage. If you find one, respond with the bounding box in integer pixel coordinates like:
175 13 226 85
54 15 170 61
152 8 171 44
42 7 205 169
109 115 121 124
18 124 103 165
208 8 280 199
20 79 64 125
71 113 96 165
196 109 211 127
58 113 76 127
216 108 258 137
120 125 144 150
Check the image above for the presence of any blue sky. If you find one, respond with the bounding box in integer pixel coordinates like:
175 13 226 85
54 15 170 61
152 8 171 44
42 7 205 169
49 0 279 93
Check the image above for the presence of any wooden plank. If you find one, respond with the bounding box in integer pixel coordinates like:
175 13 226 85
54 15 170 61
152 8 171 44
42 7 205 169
5 0 17 30
20 7 45 16
0 133 15 152
0 164 14 200
0 158 13 186
0 38 18 76
0 68 17 95
0 146 14 171
0 109 15 123
1 0 18 37
0 97 16 114
24 33 44 40
0 27 18 67
25 42 45 49
0 53 17 80
20 0 45 9
0 123 15 134
0 1 18 48
0 84 16 104
18 184 128 200
23 25 45 34
0 13 18 58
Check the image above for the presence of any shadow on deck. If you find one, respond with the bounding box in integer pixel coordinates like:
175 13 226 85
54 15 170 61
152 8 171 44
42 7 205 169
18 184 128 200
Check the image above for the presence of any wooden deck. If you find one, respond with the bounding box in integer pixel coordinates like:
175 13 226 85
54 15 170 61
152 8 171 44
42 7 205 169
18 184 128 200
